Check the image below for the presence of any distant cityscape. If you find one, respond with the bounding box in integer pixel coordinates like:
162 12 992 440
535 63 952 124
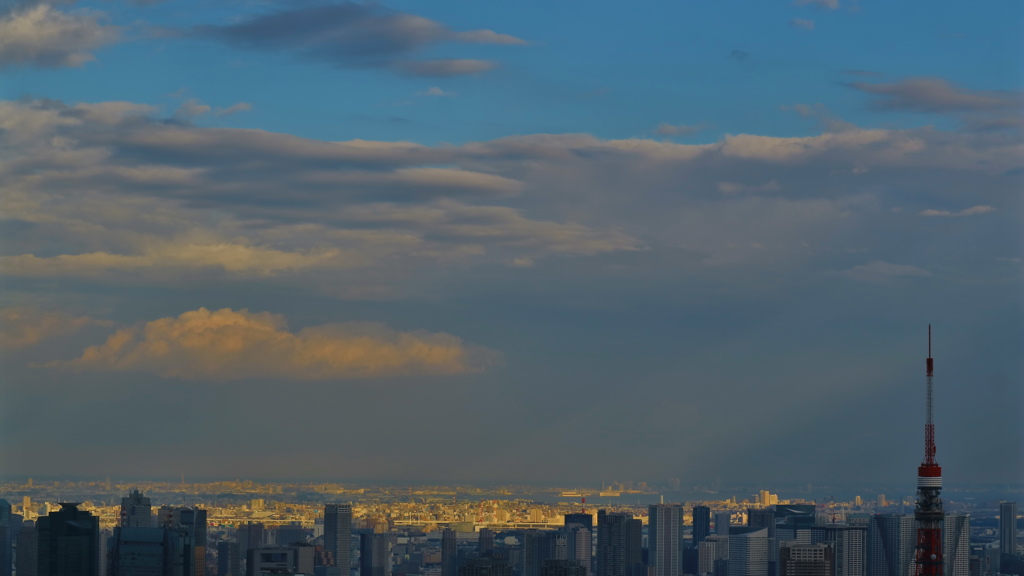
0 478 1019 576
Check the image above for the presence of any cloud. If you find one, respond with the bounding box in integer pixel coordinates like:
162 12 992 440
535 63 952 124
174 98 212 121
199 3 523 76
847 77 1022 113
785 103 856 132
793 0 839 8
0 307 113 349
716 180 781 194
0 4 120 68
394 59 497 77
418 87 455 97
654 123 703 137
840 261 931 283
46 307 498 380
215 102 252 117
919 205 994 217
790 18 815 30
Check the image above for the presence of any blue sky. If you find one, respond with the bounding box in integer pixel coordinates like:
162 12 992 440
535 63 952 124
0 0 1021 487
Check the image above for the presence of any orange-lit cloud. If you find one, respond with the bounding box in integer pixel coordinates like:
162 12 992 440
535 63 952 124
47 308 498 380
0 307 113 349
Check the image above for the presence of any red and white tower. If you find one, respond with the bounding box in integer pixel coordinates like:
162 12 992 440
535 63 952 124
914 325 943 576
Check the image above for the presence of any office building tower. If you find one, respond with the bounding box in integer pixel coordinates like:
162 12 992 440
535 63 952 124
693 507 712 548
218 541 240 576
715 513 731 537
543 560 588 576
943 515 969 576
779 544 832 576
597 511 642 576
868 515 916 576
727 528 769 576
120 491 153 529
480 529 495 556
818 526 865 576
360 533 394 576
37 503 100 576
275 522 306 547
0 500 12 576
109 526 169 576
325 505 353 575
442 529 458 576
158 507 207 576
18 521 39 576
564 515 592 576
698 536 728 576
239 522 265 557
461 554 512 576
1001 502 1018 560
649 505 683 576
247 545 314 576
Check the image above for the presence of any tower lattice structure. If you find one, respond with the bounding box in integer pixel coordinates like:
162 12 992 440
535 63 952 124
914 326 943 576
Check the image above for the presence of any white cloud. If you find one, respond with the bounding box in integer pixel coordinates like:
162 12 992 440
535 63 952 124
395 59 497 77
418 86 455 97
919 205 995 217
0 4 120 68
790 18 815 30
215 102 252 117
46 307 498 380
0 307 112 349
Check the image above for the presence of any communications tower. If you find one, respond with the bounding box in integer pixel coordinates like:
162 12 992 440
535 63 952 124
914 325 943 576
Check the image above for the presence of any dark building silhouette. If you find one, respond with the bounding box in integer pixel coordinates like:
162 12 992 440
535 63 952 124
17 521 38 576
1002 501 1019 569
157 507 207 576
0 499 13 576
479 529 495 556
596 511 642 576
442 529 458 576
543 560 587 576
460 553 512 576
780 544 832 576
120 491 154 528
246 544 314 576
360 532 394 576
37 503 100 576
692 507 711 548
325 505 353 574
218 541 240 576
649 505 683 576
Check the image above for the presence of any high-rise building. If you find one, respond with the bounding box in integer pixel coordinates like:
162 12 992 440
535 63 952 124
119 491 153 528
460 554 512 576
480 529 495 556
597 511 642 576
325 505 353 575
442 528 458 576
715 513 732 537
157 506 207 576
218 541 240 576
779 544 832 576
0 500 12 576
565 515 593 576
360 532 394 576
649 505 683 576
818 526 865 576
868 515 916 576
543 560 588 576
693 507 712 548
246 545 314 576
109 526 169 576
943 515 969 576
1000 502 1018 561
37 503 100 576
698 536 728 576
17 521 38 576
727 528 770 576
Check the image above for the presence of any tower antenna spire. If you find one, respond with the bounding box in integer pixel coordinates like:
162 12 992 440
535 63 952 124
915 325 943 576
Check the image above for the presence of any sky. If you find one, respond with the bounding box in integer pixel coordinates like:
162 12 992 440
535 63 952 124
0 0 1021 488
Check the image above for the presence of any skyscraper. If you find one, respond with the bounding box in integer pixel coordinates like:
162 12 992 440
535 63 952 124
943 515 969 576
442 528 458 576
649 505 683 576
109 526 168 576
565 515 593 576
715 513 732 537
727 527 770 576
597 511 642 576
1000 502 1018 562
157 506 207 576
0 500 12 576
868 515 916 576
325 504 353 575
480 529 495 556
693 507 712 548
218 541 240 576
17 521 38 576
120 491 154 528
818 526 866 576
779 544 832 576
360 532 393 576
36 503 99 576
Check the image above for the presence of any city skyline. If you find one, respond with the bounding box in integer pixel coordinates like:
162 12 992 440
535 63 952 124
1 0 1022 485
